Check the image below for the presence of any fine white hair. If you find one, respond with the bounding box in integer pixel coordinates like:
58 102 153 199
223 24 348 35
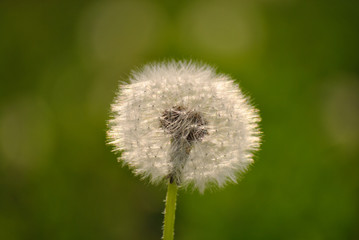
108 60 261 193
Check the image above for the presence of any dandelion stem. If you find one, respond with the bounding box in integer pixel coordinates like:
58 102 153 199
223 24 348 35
162 181 178 240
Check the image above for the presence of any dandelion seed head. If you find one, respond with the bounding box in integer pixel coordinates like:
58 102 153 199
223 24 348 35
108 60 261 193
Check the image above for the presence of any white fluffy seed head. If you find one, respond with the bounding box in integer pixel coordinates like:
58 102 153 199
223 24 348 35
107 60 261 193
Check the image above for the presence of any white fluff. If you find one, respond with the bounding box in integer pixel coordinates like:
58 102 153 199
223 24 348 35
107 60 261 193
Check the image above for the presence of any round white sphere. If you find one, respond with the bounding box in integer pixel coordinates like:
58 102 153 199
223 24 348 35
108 61 261 192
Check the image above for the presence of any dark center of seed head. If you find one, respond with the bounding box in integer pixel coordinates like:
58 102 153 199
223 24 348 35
160 105 208 143
160 106 209 184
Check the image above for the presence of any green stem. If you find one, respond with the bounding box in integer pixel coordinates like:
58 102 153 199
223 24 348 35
162 181 178 240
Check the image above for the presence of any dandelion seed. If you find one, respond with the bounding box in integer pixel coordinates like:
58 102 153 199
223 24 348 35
107 60 261 193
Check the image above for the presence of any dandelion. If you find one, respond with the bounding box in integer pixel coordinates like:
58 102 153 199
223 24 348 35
107 60 261 240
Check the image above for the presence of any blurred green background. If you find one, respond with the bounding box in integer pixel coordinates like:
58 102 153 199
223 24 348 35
1 0 358 239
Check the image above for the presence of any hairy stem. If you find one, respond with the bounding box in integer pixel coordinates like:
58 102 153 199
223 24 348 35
162 181 178 240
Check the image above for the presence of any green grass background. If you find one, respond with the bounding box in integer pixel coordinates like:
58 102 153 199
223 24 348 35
1 0 358 239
